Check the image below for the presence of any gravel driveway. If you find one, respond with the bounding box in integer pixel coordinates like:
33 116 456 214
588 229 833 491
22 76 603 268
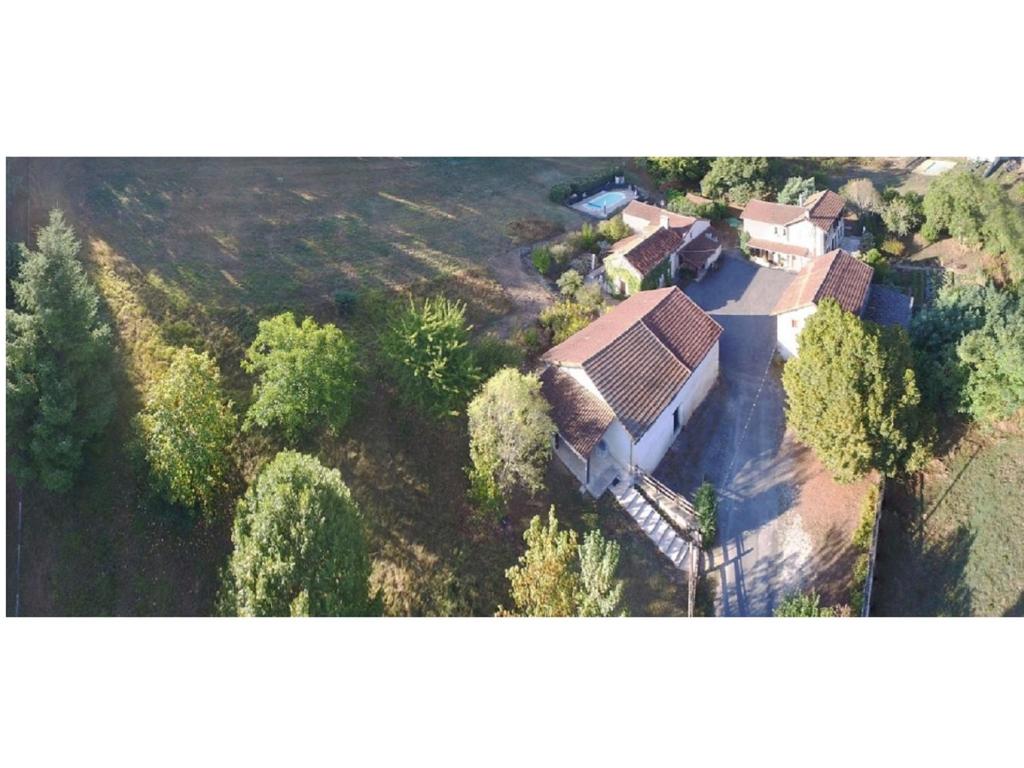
656 253 818 615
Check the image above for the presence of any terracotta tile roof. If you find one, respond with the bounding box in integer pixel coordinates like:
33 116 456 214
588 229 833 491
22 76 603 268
643 285 724 370
585 322 690 437
539 367 615 458
746 237 809 258
622 200 697 230
803 190 846 231
740 198 806 226
542 287 723 439
621 227 687 276
862 284 913 328
543 288 675 366
678 229 721 271
741 190 845 231
772 249 873 316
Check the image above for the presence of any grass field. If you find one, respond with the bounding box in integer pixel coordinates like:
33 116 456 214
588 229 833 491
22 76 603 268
6 156 703 616
872 425 1024 617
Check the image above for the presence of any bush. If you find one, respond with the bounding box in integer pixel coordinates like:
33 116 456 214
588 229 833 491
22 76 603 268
531 246 553 275
773 591 836 617
333 288 358 316
556 269 584 300
549 183 572 204
850 553 871 615
571 223 600 254
694 482 717 548
862 248 891 283
666 193 728 220
881 238 906 258
739 229 751 257
540 300 594 344
550 242 573 266
597 215 632 243
474 334 524 379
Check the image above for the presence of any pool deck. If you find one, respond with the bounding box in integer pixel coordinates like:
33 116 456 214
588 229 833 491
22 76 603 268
570 187 636 220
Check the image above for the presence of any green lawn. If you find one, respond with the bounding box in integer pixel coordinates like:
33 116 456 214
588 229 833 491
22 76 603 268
7 156 701 617
873 427 1024 616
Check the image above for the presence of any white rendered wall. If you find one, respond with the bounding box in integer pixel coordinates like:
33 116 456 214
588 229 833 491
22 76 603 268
776 305 817 359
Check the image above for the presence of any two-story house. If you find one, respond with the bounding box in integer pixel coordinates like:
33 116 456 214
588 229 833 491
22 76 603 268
740 190 846 272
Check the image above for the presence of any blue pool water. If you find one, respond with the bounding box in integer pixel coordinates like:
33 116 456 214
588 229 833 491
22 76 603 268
583 190 627 212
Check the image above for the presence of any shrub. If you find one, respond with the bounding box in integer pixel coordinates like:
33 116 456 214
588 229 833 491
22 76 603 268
862 248 891 283
549 183 572 204
333 288 358 316
773 591 836 617
550 242 573 266
694 482 717 548
531 246 553 275
572 223 600 254
850 553 871 615
556 269 584 300
881 238 906 258
739 229 751 257
474 334 524 379
597 214 632 243
540 300 594 344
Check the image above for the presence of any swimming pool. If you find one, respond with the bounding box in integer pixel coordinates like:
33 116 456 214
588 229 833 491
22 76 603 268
582 190 627 214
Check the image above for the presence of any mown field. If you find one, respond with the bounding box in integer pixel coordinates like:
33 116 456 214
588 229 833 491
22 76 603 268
873 425 1024 617
6 157 698 616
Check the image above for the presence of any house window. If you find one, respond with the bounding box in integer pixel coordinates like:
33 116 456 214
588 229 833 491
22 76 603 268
673 407 681 432
554 433 561 449
791 318 800 329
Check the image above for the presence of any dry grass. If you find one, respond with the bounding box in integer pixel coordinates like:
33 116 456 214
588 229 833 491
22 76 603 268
7 157 695 617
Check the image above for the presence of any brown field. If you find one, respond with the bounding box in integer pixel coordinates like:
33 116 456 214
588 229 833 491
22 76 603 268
6 156 700 616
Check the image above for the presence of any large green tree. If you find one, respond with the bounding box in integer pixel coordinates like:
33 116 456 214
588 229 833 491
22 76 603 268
910 281 1022 422
922 171 1024 282
881 191 924 237
503 507 624 617
6 210 115 492
700 157 771 204
140 347 237 515
957 301 1024 421
381 296 481 418
645 157 712 188
467 368 555 506
782 300 931 481
777 176 816 205
228 451 376 616
241 312 357 440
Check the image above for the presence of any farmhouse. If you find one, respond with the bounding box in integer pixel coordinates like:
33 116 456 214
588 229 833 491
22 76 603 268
772 249 914 359
540 286 723 496
741 190 846 271
603 201 721 296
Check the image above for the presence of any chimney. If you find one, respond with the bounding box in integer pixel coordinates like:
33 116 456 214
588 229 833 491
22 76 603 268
798 192 807 207
659 212 670 230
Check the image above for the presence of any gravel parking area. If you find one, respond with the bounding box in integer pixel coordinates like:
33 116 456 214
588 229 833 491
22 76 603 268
656 253 871 615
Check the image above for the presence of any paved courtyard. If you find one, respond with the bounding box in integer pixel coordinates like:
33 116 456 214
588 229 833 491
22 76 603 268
656 254 871 615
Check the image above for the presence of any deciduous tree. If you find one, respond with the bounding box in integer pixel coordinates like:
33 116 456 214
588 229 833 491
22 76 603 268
6 210 115 492
242 312 357 440
700 157 772 204
467 368 555 503
782 300 931 481
503 507 625 617
839 178 883 214
140 347 236 515
228 451 376 616
577 530 624 617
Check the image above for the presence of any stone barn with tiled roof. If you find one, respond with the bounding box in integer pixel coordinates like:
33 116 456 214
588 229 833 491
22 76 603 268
540 286 722 495
602 201 721 296
771 249 913 359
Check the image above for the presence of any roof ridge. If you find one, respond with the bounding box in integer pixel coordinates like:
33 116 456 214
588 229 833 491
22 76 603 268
577 288 676 366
